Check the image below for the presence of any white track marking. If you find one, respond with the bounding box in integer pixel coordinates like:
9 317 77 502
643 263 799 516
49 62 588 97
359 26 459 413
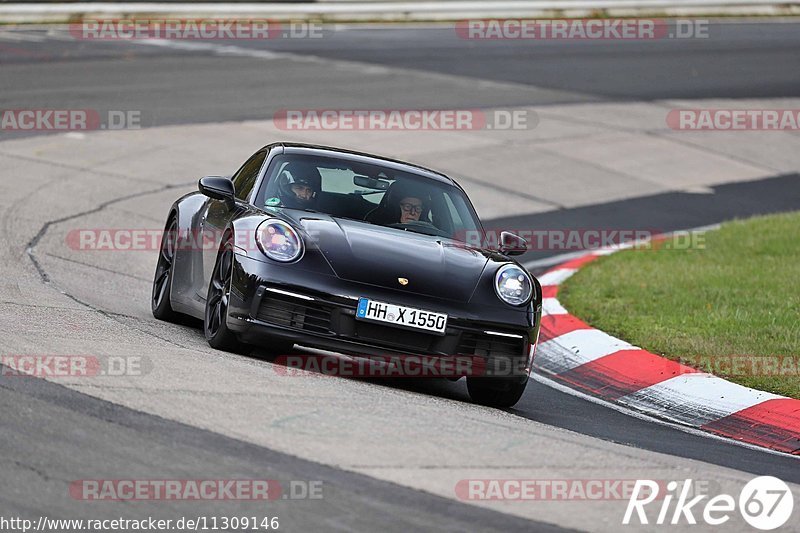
0 30 46 42
523 250 590 270
536 329 635 374
541 297 567 316
618 374 785 427
140 39 285 59
530 372 800 459
45 28 82 41
523 224 722 270
130 36 596 99
537 268 578 286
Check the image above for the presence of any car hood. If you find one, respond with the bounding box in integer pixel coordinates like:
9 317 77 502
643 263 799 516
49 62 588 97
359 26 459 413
294 213 491 303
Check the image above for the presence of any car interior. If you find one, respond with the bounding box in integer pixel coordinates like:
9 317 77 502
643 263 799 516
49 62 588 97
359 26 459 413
265 156 472 239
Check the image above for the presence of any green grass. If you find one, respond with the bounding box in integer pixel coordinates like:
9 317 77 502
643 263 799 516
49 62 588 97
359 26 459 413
559 212 800 399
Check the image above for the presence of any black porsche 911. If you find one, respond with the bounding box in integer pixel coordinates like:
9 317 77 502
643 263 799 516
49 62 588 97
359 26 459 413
151 143 541 407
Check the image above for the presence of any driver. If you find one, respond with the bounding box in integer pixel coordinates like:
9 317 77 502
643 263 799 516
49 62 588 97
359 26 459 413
398 195 424 224
277 163 321 209
366 180 430 225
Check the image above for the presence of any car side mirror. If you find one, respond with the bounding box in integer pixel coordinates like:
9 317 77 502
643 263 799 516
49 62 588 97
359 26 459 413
499 231 527 256
198 176 235 206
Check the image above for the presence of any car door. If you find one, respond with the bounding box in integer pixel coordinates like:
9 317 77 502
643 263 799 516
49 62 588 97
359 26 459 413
197 149 267 299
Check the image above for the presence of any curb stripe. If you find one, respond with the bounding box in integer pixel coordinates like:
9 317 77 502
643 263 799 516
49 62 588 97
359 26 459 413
537 268 577 286
555 254 601 271
556 349 701 400
701 398 800 454
540 285 559 299
537 329 634 375
616 374 782 427
532 240 800 456
539 313 591 343
542 297 568 316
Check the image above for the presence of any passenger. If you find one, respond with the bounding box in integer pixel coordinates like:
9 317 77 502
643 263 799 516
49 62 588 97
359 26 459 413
276 163 321 209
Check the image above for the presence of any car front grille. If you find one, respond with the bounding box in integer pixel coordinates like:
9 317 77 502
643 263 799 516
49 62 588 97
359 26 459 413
255 293 333 335
253 287 528 360
457 332 526 358
353 321 435 353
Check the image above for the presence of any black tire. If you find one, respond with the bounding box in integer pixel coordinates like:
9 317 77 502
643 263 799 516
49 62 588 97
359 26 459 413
151 216 182 323
467 377 528 408
204 236 246 353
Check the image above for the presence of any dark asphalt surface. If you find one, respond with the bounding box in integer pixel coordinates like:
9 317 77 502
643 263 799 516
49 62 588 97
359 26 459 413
2 21 799 528
489 173 800 262
1 22 800 142
243 22 800 100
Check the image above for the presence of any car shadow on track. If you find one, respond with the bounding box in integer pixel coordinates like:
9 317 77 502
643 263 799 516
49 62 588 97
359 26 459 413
173 322 484 406
246 344 485 405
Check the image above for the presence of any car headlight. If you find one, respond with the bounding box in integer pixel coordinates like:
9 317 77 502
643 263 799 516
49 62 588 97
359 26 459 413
495 264 533 306
255 219 303 262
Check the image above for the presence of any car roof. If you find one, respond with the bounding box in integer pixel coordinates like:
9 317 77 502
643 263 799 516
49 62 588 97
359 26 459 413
270 142 457 186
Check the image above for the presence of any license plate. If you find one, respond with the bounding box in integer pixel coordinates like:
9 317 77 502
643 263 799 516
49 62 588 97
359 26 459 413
356 298 448 335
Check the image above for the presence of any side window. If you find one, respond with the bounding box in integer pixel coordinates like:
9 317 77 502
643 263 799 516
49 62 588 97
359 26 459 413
232 150 267 201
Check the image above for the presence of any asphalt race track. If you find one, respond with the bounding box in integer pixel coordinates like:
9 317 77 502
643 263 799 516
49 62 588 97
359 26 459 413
3 21 800 137
1 21 800 531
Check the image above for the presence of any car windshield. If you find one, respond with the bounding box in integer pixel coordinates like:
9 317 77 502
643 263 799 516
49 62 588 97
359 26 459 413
256 153 483 242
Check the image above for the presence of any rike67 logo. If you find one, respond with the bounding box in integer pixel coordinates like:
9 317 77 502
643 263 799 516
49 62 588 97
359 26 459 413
623 477 794 529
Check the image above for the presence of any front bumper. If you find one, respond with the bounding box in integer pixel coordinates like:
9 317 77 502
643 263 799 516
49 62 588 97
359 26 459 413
227 254 540 379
